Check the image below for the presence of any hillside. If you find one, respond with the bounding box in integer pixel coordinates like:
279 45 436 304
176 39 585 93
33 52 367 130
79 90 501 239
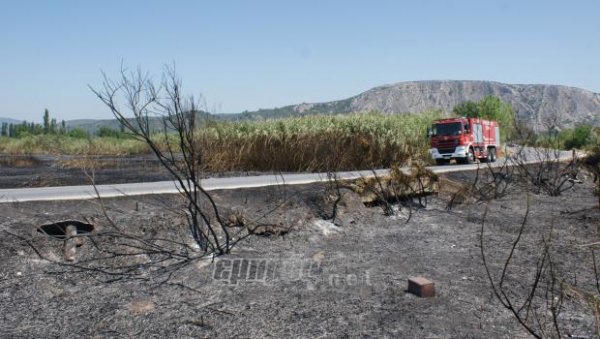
0 118 22 125
65 111 214 134
235 80 600 130
2 81 599 132
65 118 122 133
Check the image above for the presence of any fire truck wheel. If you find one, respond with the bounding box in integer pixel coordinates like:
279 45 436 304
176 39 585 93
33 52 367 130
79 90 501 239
488 147 497 162
466 148 475 164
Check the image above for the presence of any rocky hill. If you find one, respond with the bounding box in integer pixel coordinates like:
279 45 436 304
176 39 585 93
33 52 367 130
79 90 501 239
2 81 598 132
237 80 600 130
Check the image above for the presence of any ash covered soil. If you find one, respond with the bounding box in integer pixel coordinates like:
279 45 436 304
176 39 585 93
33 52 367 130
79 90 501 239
0 155 272 188
1 170 600 338
0 155 170 188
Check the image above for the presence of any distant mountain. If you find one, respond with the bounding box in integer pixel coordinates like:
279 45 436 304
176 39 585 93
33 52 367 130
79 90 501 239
217 98 354 122
0 117 22 125
65 118 122 133
233 80 600 130
5 80 600 133
66 111 214 134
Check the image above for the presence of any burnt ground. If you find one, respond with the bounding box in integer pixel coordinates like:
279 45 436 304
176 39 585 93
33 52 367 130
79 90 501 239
1 168 600 338
0 155 274 188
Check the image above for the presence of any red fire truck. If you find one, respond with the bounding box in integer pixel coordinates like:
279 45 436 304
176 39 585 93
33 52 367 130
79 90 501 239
429 117 500 165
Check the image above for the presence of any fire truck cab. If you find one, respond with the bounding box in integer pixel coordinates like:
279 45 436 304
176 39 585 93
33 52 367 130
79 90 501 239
428 117 500 165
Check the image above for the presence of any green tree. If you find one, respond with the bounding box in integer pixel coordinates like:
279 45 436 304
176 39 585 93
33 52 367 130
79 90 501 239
67 128 89 139
452 96 515 140
482 96 514 139
452 100 479 117
562 124 593 150
17 121 28 137
1 122 7 136
43 108 50 133
97 126 132 138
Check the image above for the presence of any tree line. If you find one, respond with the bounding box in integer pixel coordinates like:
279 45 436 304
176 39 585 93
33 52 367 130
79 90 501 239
0 109 131 139
0 109 74 138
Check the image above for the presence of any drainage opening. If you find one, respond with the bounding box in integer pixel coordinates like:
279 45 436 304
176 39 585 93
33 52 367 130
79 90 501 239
363 192 434 208
38 220 94 240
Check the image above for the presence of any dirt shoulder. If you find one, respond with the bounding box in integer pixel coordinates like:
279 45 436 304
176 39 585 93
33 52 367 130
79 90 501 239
1 171 599 338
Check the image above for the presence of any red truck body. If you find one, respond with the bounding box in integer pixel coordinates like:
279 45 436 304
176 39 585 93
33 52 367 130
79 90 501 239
429 117 500 165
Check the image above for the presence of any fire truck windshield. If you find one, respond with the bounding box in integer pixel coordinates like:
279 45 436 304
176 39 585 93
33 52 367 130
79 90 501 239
432 122 462 136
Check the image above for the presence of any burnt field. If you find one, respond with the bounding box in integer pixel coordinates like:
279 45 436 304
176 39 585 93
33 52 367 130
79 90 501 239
0 155 273 189
1 168 600 337
0 155 170 188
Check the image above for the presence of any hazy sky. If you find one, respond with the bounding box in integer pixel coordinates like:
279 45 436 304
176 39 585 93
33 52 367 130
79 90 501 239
0 0 598 121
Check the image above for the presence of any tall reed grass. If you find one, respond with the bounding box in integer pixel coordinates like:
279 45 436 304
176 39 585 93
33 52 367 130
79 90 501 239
0 112 439 172
198 112 439 172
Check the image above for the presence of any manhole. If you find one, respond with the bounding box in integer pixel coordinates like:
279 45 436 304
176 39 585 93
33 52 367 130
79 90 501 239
38 220 95 240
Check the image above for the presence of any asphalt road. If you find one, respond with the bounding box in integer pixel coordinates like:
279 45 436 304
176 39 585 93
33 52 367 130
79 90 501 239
0 160 511 203
0 148 579 203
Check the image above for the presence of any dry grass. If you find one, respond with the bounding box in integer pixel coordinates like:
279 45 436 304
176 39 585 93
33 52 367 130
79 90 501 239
352 164 438 206
0 135 149 155
198 112 439 172
0 112 439 172
0 156 42 168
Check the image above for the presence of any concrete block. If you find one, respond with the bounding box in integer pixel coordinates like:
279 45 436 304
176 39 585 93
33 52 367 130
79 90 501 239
408 276 435 297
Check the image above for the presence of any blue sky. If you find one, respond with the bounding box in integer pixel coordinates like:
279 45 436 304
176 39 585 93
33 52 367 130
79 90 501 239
0 0 598 121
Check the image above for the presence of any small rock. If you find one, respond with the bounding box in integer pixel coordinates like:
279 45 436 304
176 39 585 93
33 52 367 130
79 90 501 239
312 250 325 263
129 300 156 315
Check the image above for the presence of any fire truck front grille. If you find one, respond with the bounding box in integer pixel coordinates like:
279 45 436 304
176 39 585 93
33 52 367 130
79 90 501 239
438 147 456 154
